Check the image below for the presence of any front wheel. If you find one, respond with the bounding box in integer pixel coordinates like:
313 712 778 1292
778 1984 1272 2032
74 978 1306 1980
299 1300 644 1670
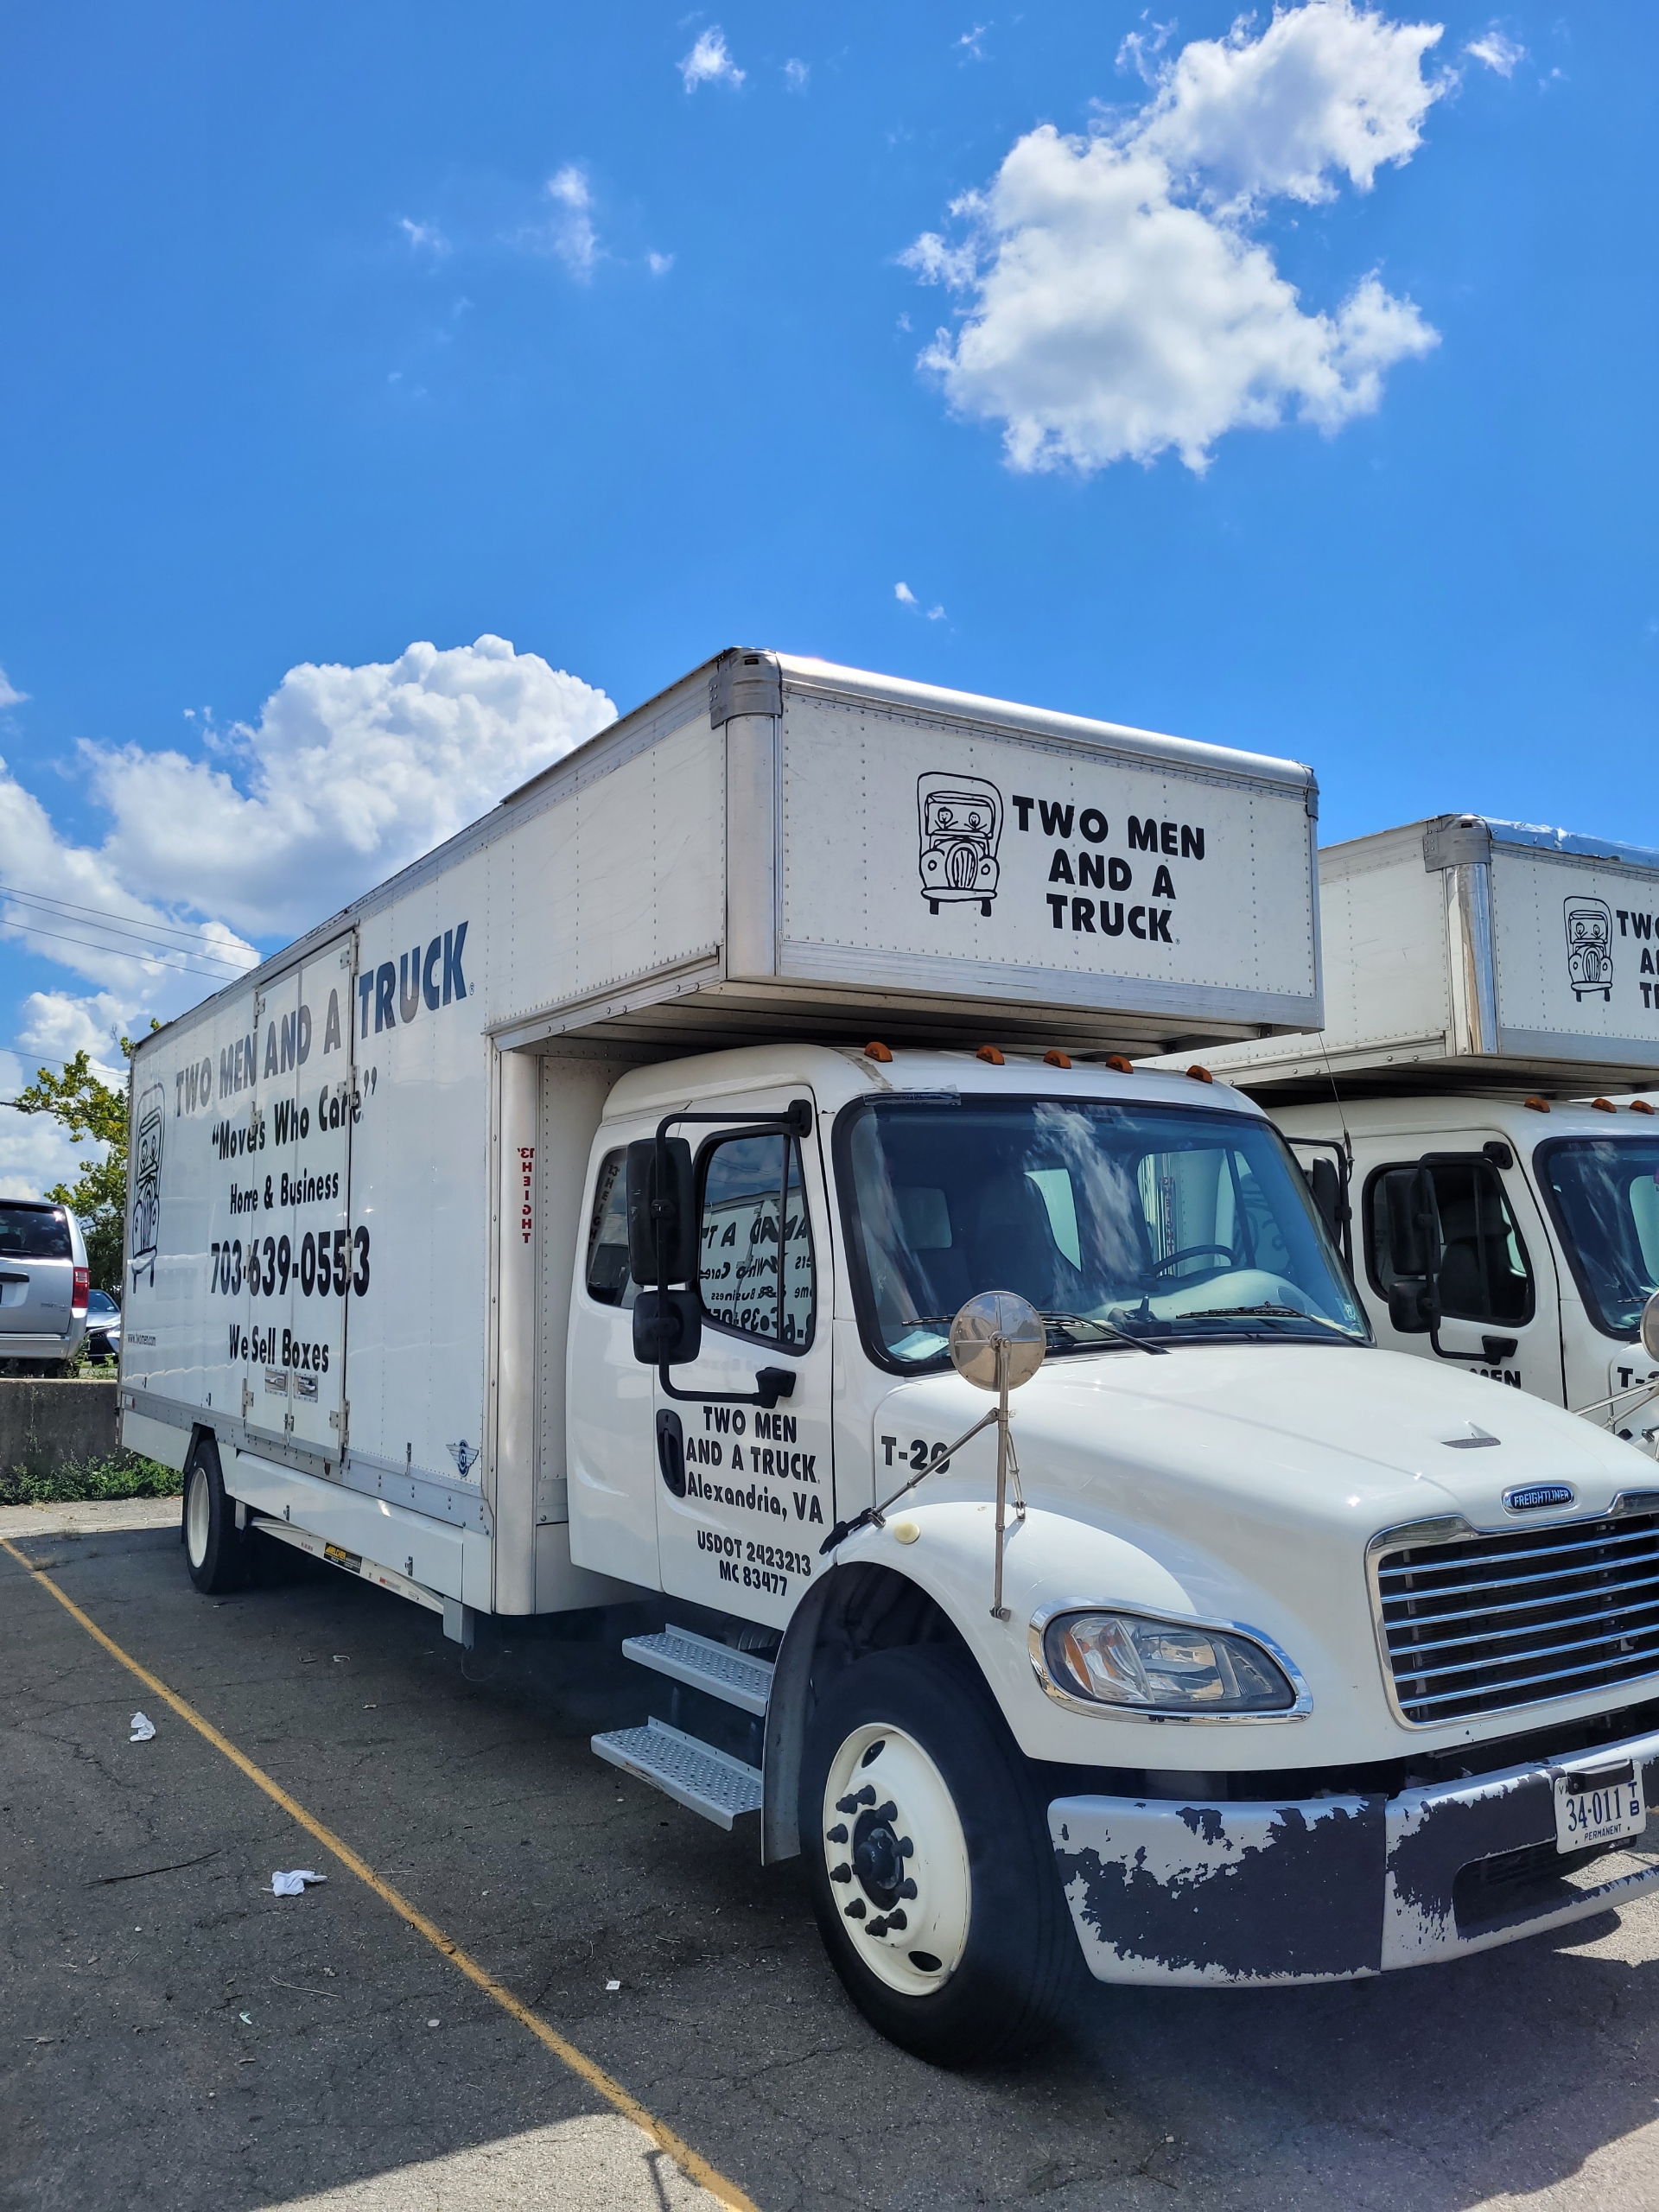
181 1434 247 1594
799 1646 1078 2065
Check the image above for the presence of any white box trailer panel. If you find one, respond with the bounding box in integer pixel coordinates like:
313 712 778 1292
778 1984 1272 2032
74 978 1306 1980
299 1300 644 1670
1166 815 1659 1101
122 647 1319 1611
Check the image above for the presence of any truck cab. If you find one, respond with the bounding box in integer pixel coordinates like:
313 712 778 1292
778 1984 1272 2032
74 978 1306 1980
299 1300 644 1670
1276 1091 1659 1443
571 1043 1659 2050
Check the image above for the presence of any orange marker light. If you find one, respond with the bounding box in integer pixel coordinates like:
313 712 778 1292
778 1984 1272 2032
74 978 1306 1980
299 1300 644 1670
1186 1065 1214 1084
976 1045 1005 1065
1631 1099 1656 1116
1523 1096 1551 1113
1104 1054 1134 1074
1592 1097 1617 1113
1043 1049 1071 1069
863 1041 893 1063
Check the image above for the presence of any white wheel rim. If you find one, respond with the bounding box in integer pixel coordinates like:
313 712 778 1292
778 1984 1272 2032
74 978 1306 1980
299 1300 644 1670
185 1465 211 1569
821 1720 970 1996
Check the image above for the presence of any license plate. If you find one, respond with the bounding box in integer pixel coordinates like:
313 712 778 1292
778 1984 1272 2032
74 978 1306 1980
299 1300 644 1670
1554 1763 1646 1853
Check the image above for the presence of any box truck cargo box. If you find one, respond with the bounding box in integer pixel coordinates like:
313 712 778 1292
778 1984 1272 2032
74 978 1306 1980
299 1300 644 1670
1178 815 1659 1101
124 678 1659 2064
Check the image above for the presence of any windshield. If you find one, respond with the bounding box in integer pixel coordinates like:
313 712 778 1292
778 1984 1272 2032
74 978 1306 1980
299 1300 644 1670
1537 1138 1659 1338
839 1095 1368 1366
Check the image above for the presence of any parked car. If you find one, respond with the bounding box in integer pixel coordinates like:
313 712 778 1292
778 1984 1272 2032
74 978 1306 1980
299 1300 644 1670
0 1200 87 1371
85 1286 121 1364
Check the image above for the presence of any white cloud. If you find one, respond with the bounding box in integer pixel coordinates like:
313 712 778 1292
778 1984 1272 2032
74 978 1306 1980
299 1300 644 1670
1135 1 1446 212
894 582 918 606
0 757 258 1000
647 251 675 277
957 25 989 60
0 667 27 711
540 166 599 278
79 636 613 939
679 28 744 91
1466 29 1525 76
783 57 810 90
903 2 1444 475
0 1072 98 1204
398 218 451 257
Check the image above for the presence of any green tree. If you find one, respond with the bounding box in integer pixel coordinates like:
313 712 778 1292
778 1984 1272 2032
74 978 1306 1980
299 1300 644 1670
11 1029 156 1292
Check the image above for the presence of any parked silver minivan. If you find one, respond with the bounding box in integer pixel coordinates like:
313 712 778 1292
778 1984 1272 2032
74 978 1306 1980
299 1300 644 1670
0 1201 88 1370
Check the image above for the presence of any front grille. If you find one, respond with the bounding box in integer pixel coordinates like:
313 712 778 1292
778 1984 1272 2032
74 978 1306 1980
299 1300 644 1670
1374 1510 1659 1725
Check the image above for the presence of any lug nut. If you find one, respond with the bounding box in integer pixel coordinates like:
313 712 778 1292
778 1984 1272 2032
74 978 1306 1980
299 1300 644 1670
830 1864 852 1883
825 1825 848 1844
845 1899 866 1919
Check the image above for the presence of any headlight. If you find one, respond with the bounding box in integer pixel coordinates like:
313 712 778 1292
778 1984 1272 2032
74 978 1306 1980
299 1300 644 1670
1041 1610 1298 1714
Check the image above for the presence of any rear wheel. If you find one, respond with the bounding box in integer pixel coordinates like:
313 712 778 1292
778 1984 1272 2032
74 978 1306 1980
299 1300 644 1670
799 1645 1077 2065
181 1434 247 1593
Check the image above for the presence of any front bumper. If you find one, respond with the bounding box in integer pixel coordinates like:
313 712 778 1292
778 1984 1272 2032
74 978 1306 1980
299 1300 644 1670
1050 1725 1659 1986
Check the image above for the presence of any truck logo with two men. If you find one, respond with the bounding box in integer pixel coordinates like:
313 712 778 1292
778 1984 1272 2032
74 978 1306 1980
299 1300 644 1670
130 1081 166 1291
1566 896 1614 1001
918 773 1001 917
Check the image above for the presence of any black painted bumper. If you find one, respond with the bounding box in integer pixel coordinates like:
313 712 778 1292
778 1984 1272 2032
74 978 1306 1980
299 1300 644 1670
1050 1726 1659 1986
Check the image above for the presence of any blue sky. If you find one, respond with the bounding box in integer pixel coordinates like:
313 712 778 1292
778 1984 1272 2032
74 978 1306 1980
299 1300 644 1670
0 2 1652 1184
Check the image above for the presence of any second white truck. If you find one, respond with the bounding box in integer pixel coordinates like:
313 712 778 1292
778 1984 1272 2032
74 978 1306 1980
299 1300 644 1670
122 668 1659 2063
1185 816 1659 1446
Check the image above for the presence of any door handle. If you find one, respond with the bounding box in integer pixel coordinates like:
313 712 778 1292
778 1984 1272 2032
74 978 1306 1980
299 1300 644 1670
656 1410 686 1498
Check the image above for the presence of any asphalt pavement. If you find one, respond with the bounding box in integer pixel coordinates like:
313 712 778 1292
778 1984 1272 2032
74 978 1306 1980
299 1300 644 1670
7 1521 1659 2212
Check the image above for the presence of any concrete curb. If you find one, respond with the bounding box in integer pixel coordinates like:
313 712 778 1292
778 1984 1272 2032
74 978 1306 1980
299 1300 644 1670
0 1494 181 1539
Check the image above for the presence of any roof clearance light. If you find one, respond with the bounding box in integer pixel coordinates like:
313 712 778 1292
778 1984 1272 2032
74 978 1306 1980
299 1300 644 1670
1524 1096 1551 1113
862 1041 893 1063
976 1046 1005 1065
1186 1065 1214 1084
1631 1100 1656 1116
1043 1049 1071 1069
1104 1055 1134 1074
1592 1098 1618 1113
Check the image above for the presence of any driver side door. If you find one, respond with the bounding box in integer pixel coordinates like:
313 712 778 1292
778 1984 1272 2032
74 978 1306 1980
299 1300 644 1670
654 1094 834 1630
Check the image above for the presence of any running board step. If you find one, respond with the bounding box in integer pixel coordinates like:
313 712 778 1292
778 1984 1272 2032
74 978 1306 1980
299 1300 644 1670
591 1719 763 1830
620 1627 774 1716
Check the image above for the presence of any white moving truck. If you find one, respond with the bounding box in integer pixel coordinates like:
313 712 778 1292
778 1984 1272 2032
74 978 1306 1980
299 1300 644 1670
1183 817 1659 1447
124 668 1659 2063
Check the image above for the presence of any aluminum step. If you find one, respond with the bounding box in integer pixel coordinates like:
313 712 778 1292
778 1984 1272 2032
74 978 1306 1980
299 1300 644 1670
620 1626 774 1716
591 1719 763 1830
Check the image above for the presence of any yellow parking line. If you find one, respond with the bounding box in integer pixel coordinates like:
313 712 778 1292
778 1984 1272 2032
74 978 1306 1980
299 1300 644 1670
0 1534 760 2212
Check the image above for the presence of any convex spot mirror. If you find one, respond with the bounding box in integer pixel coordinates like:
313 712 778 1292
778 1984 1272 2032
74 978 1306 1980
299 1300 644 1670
1382 1166 1444 1337
1643 1289 1659 1366
949 1292 1046 1391
626 1136 696 1287
632 1287 701 1370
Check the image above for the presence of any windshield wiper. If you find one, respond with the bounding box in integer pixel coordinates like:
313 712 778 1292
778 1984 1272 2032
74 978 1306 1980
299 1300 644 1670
1174 1303 1363 1340
1040 1311 1167 1356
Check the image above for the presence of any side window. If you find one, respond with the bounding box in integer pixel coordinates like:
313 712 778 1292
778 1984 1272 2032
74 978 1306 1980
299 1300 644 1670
584 1151 634 1308
1366 1159 1534 1326
696 1132 816 1351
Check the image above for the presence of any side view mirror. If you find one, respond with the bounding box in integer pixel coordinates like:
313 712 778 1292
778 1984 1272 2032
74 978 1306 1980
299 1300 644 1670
632 1287 702 1369
1306 1156 1344 1245
626 1136 696 1287
1382 1166 1443 1336
1643 1289 1659 1366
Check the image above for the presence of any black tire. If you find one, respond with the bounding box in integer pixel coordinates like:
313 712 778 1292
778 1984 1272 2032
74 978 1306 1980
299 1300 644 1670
181 1433 248 1594
799 1645 1078 2066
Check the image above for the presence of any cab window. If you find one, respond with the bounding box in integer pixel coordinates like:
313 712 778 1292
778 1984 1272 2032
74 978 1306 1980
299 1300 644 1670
1365 1157 1534 1327
584 1151 634 1308
696 1132 816 1351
